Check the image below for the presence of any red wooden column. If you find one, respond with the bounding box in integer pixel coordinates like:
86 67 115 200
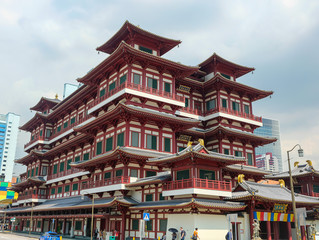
249 200 255 239
287 222 292 240
158 126 163 152
273 222 279 240
301 225 306 240
120 210 127 240
266 221 271 240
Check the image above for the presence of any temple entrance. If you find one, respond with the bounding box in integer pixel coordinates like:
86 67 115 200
278 222 288 239
259 221 290 240
43 219 49 232
65 221 72 235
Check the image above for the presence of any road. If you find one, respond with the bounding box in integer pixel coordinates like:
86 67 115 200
0 232 38 240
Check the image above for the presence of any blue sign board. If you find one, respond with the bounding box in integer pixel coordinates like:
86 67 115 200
143 213 150 221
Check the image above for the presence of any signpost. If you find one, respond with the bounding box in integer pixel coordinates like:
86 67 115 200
139 213 150 240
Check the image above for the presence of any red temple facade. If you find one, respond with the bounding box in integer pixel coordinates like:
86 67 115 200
4 21 319 240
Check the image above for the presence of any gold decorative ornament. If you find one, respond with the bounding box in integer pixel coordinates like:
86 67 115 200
238 174 245 183
187 141 193 147
198 139 204 146
294 161 299 167
279 179 285 187
306 160 313 166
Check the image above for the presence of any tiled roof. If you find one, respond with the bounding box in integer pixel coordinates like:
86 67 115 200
225 164 272 175
126 172 171 187
226 181 319 204
130 198 246 211
266 163 319 179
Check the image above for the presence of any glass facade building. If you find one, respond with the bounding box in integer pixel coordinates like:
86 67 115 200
255 118 282 172
0 113 20 181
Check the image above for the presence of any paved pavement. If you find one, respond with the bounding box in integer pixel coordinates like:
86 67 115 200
0 232 38 239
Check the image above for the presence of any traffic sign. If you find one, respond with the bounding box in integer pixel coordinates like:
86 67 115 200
143 213 150 221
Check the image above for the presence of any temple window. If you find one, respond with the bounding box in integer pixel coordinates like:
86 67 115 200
234 150 242 157
64 185 70 192
72 183 78 191
221 73 231 80
51 188 55 195
104 172 111 180
116 169 123 177
146 220 153 231
31 168 34 177
53 164 58 174
314 185 319 193
99 88 105 97
59 162 65 172
42 166 48 175
232 101 240 112
185 98 189 108
63 121 68 129
132 219 139 230
159 193 165 201
194 101 202 111
145 194 153 201
117 132 124 147
36 167 39 176
70 117 76 125
244 104 250 114
164 138 171 152
130 169 138 177
83 153 90 161
75 221 82 231
67 159 72 170
74 156 81 162
222 98 228 108
139 45 153 54
133 73 141 85
224 149 230 155
164 82 171 93
58 186 62 194
206 99 216 111
146 170 156 177
96 141 103 155
159 219 167 231
199 170 215 180
247 153 253 165
57 125 61 132
40 130 43 137
176 169 189 180
109 82 116 91
146 134 157 150
106 137 113 151
120 74 127 85
131 132 139 147
147 77 158 90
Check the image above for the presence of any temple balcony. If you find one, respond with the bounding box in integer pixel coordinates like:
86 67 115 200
176 106 262 126
162 178 232 197
24 114 94 151
88 82 185 114
79 176 133 195
46 168 90 185
13 194 47 206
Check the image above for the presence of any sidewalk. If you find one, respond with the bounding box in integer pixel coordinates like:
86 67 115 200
0 231 91 240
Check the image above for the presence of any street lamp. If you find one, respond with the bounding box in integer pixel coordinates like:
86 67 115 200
29 202 34 236
81 192 94 240
287 144 304 240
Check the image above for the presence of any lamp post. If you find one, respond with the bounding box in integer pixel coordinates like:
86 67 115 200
81 191 94 240
287 144 304 240
29 202 34 236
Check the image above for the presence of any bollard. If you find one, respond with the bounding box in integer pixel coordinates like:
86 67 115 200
158 237 161 240
133 237 135 240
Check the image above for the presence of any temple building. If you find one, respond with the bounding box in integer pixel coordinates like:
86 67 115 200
3 21 319 240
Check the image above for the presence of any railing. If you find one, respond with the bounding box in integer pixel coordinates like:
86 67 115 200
81 176 130 190
17 194 47 201
312 192 319 198
179 106 262 122
47 168 82 180
163 178 231 192
88 82 185 109
24 114 92 149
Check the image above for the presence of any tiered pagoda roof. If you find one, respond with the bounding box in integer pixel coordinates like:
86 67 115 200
266 162 319 179
30 97 60 112
96 21 181 55
199 53 255 78
10 176 46 192
79 41 199 86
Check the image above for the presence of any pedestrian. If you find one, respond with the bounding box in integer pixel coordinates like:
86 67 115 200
102 229 106 240
180 227 186 240
161 233 166 240
191 228 200 240
225 229 232 240
172 232 177 240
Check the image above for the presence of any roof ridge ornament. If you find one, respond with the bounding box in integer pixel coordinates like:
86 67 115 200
198 138 204 146
279 179 285 188
294 161 299 167
55 94 58 99
238 174 245 183
187 141 193 147
306 160 313 167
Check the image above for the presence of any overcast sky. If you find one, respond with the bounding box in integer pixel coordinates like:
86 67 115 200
1 0 318 170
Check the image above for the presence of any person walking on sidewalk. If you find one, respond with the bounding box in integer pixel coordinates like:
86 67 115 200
180 227 186 240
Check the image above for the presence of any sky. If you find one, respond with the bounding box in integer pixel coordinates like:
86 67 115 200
0 0 318 170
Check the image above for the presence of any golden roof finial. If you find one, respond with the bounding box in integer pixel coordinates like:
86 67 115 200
294 161 299 167
187 141 193 147
238 174 245 183
306 160 313 166
279 179 285 188
55 94 58 99
198 139 204 146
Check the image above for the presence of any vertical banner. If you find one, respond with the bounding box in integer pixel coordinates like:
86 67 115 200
296 208 307 226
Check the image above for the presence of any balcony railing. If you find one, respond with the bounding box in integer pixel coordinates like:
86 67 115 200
47 168 82 180
163 178 231 192
81 176 130 190
24 114 92 149
17 194 47 201
312 192 319 198
88 82 185 110
179 106 262 122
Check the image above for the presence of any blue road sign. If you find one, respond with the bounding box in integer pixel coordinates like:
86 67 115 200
143 213 150 221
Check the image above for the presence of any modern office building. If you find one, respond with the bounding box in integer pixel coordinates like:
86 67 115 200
0 113 20 182
255 118 282 172
256 152 278 172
